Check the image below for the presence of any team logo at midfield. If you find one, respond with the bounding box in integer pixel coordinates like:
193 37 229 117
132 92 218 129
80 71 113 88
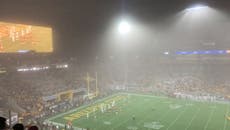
144 122 164 129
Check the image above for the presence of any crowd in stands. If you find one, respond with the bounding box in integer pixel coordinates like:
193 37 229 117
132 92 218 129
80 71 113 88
0 55 88 124
108 62 230 102
0 116 40 130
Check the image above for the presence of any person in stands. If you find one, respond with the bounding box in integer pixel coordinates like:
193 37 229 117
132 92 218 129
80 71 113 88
13 124 24 130
0 117 7 130
28 126 39 130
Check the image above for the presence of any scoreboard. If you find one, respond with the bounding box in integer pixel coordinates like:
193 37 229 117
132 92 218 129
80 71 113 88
0 22 53 53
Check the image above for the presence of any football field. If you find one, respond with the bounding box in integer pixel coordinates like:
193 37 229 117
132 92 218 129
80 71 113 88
46 93 230 130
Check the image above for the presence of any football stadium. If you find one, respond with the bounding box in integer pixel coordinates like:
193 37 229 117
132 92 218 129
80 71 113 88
1 1 230 130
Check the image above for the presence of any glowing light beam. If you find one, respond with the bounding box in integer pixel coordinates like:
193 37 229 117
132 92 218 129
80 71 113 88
186 5 209 12
118 21 131 34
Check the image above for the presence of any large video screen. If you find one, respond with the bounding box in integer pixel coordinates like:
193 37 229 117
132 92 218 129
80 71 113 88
0 22 53 53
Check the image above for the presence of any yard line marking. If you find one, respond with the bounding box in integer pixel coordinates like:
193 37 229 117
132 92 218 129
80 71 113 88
98 96 165 130
135 103 174 130
46 120 85 130
47 93 122 121
185 106 201 130
123 92 168 99
203 104 216 130
109 97 153 130
128 92 230 105
47 93 226 130
165 107 187 130
223 105 230 130
157 107 173 121
135 102 173 126
136 99 168 125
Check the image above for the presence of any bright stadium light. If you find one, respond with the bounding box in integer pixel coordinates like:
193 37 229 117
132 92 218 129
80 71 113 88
118 20 131 34
186 4 209 12
164 51 169 55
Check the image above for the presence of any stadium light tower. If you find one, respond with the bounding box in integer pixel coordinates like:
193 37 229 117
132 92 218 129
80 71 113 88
118 20 131 34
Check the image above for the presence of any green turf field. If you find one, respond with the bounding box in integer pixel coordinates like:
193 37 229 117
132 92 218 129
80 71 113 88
46 93 230 130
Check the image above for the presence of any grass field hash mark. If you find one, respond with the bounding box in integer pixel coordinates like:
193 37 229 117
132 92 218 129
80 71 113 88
203 104 216 130
85 95 135 130
109 96 151 130
165 107 187 130
184 106 201 130
72 100 128 129
47 93 122 121
46 93 230 130
122 92 168 99
135 99 167 125
73 93 160 128
46 121 85 130
91 95 134 130
126 93 173 129
156 106 175 122
223 105 230 130
66 95 126 121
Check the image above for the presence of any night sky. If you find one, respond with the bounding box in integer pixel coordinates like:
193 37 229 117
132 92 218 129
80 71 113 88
0 0 229 59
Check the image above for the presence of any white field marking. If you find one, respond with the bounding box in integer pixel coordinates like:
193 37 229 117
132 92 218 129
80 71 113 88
64 106 118 130
184 107 201 130
46 93 162 129
100 94 165 126
138 101 175 125
137 102 174 127
136 99 167 125
158 108 173 121
88 97 142 130
125 92 230 105
223 105 230 130
47 92 176 122
47 93 122 121
47 92 159 125
109 114 133 129
121 92 168 99
87 101 130 130
45 121 64 127
165 107 187 130
110 97 152 130
46 120 84 130
66 101 120 127
96 95 165 130
203 104 216 130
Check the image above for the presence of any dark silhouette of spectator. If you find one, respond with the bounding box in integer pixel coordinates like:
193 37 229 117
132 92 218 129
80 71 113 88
0 117 7 130
28 126 38 130
13 124 24 130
